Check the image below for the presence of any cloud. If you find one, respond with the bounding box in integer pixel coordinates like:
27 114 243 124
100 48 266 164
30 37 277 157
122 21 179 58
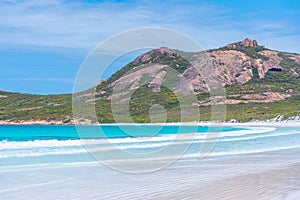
0 1 245 48
0 0 159 48
0 0 299 53
0 77 74 83
0 0 299 94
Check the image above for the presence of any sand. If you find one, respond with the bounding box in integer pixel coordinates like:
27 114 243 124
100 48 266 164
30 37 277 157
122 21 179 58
0 123 299 199
1 120 300 127
0 147 299 200
196 163 300 200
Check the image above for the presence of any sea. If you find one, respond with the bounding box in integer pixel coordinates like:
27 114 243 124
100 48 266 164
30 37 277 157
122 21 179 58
0 125 299 199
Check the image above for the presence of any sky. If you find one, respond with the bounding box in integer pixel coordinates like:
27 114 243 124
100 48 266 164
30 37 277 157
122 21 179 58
0 0 299 94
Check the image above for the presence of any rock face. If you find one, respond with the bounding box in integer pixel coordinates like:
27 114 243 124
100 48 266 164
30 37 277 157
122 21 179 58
92 38 300 104
209 50 254 84
110 64 166 92
180 65 210 93
149 71 167 92
206 48 283 82
175 38 290 93
133 48 176 64
257 50 283 78
226 38 261 49
199 92 291 106
285 53 300 65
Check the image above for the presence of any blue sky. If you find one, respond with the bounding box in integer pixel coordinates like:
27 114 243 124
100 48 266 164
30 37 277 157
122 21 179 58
0 0 299 94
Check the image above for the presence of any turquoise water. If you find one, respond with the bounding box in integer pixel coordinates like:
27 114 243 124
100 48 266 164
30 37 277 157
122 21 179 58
0 125 241 141
0 125 300 168
0 125 300 199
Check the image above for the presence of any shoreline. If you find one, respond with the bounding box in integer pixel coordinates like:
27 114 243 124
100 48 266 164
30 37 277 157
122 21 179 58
1 147 299 199
0 120 299 127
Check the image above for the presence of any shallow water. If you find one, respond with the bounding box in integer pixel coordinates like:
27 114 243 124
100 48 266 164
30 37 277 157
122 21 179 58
0 125 299 199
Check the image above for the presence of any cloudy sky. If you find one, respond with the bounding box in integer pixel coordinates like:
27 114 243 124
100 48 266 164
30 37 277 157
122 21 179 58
0 0 299 94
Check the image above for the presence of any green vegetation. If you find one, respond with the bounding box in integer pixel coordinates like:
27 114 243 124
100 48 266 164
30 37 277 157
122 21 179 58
218 45 269 61
233 46 269 61
128 85 180 123
224 100 300 122
148 51 190 74
1 47 300 124
0 91 72 121
96 50 190 97
1 85 300 123
226 51 300 96
278 52 300 70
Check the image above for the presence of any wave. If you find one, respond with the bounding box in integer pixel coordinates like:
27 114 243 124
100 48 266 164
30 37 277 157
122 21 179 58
0 126 276 150
219 130 300 142
0 139 84 150
1 126 299 159
184 145 300 158
83 145 300 164
89 131 300 152
0 148 87 159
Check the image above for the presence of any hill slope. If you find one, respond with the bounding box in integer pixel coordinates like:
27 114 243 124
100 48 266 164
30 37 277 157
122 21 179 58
1 38 300 124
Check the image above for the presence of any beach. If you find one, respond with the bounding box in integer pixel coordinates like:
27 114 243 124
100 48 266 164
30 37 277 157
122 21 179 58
0 125 299 199
1 118 300 127
0 147 299 199
1 0 299 199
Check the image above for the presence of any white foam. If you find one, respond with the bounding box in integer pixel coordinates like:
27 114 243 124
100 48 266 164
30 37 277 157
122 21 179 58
0 139 84 150
219 130 300 142
184 145 300 158
217 126 276 137
0 148 87 158
0 126 297 159
0 127 275 151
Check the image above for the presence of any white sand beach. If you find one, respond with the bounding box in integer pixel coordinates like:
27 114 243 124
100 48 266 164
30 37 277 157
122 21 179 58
0 147 299 200
0 125 299 199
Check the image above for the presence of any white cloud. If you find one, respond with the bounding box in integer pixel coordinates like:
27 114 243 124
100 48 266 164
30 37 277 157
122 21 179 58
0 77 74 83
0 0 299 53
0 0 231 48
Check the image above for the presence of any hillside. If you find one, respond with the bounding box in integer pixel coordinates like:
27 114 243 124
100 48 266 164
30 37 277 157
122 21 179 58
1 38 300 124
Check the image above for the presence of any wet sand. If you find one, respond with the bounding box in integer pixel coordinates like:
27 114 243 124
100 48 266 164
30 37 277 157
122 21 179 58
176 163 300 200
1 147 299 200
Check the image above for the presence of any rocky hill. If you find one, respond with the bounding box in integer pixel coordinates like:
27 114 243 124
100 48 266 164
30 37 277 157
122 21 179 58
1 38 300 123
86 38 300 104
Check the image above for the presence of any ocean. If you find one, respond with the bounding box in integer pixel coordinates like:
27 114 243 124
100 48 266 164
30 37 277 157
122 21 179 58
0 125 299 199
